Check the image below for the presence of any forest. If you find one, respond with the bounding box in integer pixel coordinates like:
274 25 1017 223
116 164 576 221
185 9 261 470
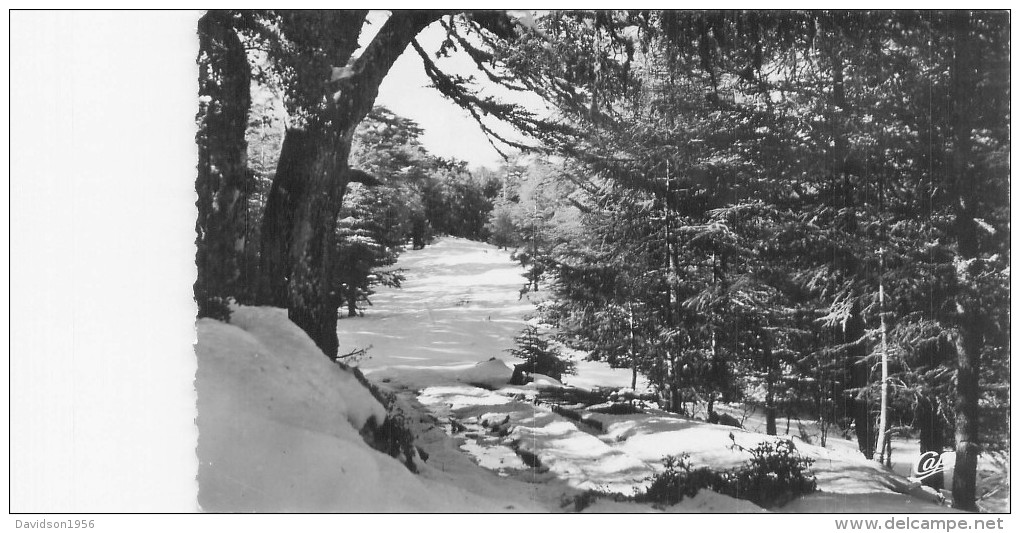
195 10 1010 512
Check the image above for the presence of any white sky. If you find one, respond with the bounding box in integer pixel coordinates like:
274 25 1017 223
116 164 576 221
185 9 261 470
367 12 545 170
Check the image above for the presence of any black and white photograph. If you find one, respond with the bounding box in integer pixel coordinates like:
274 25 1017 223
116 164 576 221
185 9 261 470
8 7 1013 521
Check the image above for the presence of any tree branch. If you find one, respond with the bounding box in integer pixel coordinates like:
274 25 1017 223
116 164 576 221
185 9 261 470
330 11 446 129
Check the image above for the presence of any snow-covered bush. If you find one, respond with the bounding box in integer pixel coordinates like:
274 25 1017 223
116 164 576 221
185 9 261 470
636 454 722 507
636 439 817 509
726 439 817 508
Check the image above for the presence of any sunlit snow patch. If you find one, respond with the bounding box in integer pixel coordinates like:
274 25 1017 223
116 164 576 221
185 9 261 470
418 385 513 411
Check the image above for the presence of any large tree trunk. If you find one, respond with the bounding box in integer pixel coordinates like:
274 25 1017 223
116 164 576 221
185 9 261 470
346 285 359 318
195 10 252 318
410 212 428 250
841 302 876 459
952 312 982 511
256 11 442 359
947 10 982 511
949 11 983 511
256 128 317 308
258 125 354 357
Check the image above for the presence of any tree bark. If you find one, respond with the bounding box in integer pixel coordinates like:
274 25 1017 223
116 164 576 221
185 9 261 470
845 301 876 459
257 11 443 358
257 127 318 308
347 285 358 318
663 159 683 415
411 216 427 249
949 11 982 512
195 10 252 317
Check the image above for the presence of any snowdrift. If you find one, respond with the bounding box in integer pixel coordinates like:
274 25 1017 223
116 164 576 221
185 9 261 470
195 306 519 512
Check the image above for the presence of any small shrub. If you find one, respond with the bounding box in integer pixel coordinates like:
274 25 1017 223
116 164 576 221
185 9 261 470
727 439 817 508
636 454 724 506
636 439 817 509
506 325 575 381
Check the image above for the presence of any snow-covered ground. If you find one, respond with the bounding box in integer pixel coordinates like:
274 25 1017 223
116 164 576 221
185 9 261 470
195 306 546 511
196 237 1004 512
340 238 645 391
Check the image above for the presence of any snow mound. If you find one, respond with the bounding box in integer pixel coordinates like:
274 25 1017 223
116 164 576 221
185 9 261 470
198 306 385 438
195 306 515 512
454 358 513 389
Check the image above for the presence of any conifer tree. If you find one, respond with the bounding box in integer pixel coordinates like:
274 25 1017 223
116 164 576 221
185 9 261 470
507 325 575 382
